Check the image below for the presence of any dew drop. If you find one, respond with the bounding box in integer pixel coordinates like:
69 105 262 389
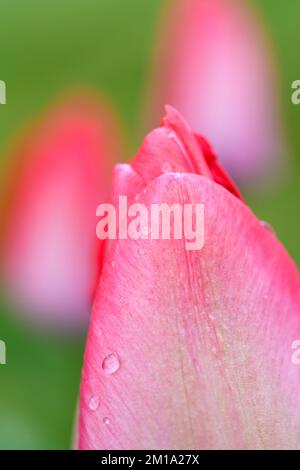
102 353 120 374
88 395 100 411
111 260 115 268
103 417 110 425
260 220 276 235
161 162 172 173
166 129 176 140
94 324 101 337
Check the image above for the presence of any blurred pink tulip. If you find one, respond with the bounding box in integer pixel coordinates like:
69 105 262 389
78 107 300 449
1 91 122 331
147 0 284 183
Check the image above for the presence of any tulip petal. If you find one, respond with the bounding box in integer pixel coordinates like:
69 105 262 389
79 109 300 449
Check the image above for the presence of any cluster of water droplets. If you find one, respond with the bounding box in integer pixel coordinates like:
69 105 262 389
87 352 121 427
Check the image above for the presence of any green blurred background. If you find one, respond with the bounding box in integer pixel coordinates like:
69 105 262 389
0 0 299 449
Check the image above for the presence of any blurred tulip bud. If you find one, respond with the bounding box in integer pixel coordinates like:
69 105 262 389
146 0 284 184
1 90 123 331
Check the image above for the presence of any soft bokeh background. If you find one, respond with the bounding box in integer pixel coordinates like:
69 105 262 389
0 0 299 449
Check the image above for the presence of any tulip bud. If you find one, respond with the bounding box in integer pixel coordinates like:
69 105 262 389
146 0 284 184
1 90 123 331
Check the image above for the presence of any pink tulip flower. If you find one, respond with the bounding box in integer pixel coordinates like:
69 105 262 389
78 106 300 449
1 91 122 330
146 0 283 183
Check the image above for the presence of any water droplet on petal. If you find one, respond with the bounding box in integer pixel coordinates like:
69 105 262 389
88 395 100 411
103 417 110 425
161 162 172 173
94 325 101 337
166 129 176 139
260 220 276 235
111 260 115 268
102 353 120 374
